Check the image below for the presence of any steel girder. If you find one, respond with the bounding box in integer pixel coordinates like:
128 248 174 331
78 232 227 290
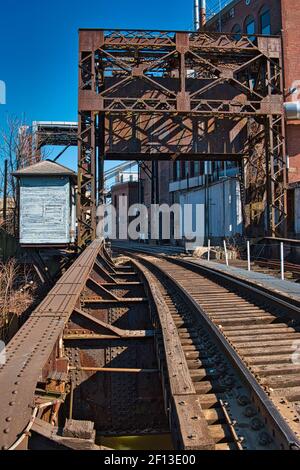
78 29 287 246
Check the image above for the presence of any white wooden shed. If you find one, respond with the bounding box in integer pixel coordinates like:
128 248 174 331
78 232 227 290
13 161 77 246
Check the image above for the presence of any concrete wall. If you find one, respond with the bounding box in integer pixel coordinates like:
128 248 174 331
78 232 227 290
111 181 139 240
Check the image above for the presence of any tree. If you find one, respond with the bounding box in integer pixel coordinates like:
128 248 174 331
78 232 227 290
0 116 48 235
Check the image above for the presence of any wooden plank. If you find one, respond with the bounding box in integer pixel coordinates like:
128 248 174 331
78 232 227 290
173 396 215 450
131 259 195 396
31 419 102 451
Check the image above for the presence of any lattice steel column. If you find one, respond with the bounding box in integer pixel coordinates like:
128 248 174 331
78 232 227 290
266 114 288 237
78 31 103 246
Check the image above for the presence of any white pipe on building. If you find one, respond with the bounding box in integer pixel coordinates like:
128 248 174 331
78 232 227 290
247 241 251 272
194 0 200 31
208 239 211 261
224 240 229 267
280 242 285 281
284 101 300 120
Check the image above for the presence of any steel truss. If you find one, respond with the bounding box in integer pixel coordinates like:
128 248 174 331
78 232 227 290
78 29 287 246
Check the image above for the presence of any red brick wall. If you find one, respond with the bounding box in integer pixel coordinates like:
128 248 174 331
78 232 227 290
208 0 300 184
281 0 300 183
208 0 281 35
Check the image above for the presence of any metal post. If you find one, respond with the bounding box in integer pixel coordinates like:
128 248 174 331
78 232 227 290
280 242 285 281
247 240 251 272
208 239 211 262
69 380 74 420
3 159 8 231
224 240 229 267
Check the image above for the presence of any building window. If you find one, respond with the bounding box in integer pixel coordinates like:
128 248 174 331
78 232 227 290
185 162 189 178
190 161 195 178
260 7 271 35
244 16 255 40
194 161 199 176
180 162 185 179
173 161 180 181
232 24 242 40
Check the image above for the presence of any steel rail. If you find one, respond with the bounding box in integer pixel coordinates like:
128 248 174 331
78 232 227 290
116 246 300 449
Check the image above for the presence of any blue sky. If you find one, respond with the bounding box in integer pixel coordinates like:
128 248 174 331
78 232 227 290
0 0 195 171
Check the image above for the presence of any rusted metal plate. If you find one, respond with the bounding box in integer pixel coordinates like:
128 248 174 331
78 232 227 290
0 240 104 450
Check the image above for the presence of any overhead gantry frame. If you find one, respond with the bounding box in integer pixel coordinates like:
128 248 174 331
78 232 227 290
78 29 287 247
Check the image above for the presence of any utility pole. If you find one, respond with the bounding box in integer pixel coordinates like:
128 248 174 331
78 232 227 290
3 159 8 231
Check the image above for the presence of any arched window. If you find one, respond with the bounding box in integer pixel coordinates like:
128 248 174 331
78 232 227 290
232 24 242 40
244 15 256 40
260 6 271 35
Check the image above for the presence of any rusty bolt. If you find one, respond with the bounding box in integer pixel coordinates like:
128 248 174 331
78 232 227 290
3 429 10 434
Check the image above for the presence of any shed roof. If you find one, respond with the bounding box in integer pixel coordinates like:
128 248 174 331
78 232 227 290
12 160 77 180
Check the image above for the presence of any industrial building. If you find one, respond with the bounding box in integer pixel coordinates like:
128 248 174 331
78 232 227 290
138 0 300 243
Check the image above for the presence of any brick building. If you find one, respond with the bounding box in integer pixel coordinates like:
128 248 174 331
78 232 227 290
208 0 300 184
140 0 300 242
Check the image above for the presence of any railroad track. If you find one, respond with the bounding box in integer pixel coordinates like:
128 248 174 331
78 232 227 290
1 240 300 451
116 247 300 450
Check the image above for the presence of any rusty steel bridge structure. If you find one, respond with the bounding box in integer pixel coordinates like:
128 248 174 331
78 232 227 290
1 241 300 450
78 28 287 246
0 28 296 453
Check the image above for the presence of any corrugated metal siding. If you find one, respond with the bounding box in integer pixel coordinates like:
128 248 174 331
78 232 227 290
209 178 243 237
19 176 73 244
179 178 243 242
